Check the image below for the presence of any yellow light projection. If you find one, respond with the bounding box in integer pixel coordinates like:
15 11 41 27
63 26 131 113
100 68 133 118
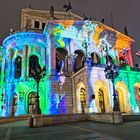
116 81 131 112
76 82 86 113
94 80 111 113
93 25 104 47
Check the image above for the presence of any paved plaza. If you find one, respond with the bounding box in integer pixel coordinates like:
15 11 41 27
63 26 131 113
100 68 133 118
0 120 140 140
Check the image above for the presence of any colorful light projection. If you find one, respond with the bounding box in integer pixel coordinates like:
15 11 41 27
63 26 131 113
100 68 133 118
116 70 140 112
47 20 133 64
0 20 138 117
0 32 51 117
45 20 138 113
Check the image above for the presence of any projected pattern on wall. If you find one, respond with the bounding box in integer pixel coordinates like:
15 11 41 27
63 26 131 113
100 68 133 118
0 20 140 117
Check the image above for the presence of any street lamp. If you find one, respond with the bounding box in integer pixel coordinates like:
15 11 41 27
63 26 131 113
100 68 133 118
30 65 46 114
104 63 120 111
104 49 120 111
136 50 140 58
82 39 90 65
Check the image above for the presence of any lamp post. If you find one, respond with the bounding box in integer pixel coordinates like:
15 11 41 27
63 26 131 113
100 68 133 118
104 64 120 111
104 48 120 111
136 50 140 58
82 39 90 66
31 65 46 114
82 40 90 59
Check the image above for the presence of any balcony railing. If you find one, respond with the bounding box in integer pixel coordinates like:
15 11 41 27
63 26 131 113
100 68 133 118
119 65 140 72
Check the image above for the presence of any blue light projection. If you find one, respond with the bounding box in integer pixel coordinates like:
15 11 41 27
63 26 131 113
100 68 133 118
0 20 139 117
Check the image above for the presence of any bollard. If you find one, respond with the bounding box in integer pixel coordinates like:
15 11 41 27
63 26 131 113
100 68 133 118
28 117 34 128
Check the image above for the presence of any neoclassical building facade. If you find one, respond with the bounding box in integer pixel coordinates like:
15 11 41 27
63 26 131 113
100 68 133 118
0 8 140 117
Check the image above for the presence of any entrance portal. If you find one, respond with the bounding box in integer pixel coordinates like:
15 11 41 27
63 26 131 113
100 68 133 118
76 82 86 113
116 82 130 113
28 92 37 114
116 89 125 112
94 80 111 113
98 89 105 113
134 85 140 110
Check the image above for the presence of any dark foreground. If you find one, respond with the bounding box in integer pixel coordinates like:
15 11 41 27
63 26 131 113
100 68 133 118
0 120 140 140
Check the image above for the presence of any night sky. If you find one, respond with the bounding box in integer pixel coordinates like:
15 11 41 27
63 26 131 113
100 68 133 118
0 0 139 65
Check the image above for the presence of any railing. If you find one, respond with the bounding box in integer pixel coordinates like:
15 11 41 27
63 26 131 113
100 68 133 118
119 65 140 71
91 63 106 68
13 28 43 34
130 67 140 72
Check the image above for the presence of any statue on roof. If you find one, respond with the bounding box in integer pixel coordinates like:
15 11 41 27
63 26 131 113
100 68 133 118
50 5 55 19
124 26 128 36
63 2 72 12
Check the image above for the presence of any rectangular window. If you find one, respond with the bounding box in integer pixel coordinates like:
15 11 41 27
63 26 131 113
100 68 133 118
42 22 46 31
26 19 32 29
34 21 40 28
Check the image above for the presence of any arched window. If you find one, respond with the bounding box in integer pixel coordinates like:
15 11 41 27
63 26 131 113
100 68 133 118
106 55 114 64
74 50 85 72
56 48 68 73
15 56 22 78
91 52 100 64
29 55 40 77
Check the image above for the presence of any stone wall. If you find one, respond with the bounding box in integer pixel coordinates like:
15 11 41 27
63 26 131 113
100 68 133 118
90 112 123 124
42 114 89 126
0 115 31 124
32 113 123 127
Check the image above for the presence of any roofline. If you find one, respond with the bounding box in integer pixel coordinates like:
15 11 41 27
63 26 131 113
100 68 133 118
22 8 134 42
22 8 83 20
94 21 134 42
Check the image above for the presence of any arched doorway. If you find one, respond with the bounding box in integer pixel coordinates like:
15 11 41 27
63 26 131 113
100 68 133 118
134 83 140 110
12 94 18 116
76 82 86 113
94 80 111 113
116 82 130 113
116 89 125 112
98 89 105 113
28 92 37 114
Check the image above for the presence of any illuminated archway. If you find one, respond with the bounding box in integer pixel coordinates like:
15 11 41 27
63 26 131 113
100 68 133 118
76 82 86 113
28 92 37 114
94 80 111 112
116 82 130 112
134 83 140 110
98 89 105 112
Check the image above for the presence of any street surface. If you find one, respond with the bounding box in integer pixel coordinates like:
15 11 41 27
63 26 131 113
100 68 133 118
0 120 140 140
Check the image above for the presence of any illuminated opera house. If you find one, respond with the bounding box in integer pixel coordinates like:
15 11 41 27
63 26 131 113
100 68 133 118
0 8 140 117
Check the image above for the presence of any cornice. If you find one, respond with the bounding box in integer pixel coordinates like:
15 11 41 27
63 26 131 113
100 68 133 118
3 32 45 48
22 8 83 20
